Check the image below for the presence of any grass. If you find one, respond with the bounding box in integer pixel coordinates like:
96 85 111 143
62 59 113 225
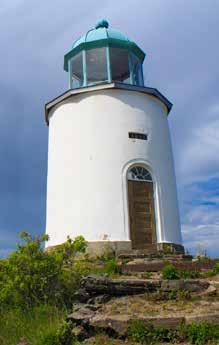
0 305 66 345
128 320 219 345
82 334 138 344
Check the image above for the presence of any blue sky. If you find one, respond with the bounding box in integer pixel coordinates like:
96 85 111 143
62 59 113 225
0 0 219 257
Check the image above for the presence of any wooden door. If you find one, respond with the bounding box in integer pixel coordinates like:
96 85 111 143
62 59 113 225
128 180 156 249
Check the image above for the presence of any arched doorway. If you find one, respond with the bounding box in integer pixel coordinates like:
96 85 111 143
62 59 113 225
127 166 156 249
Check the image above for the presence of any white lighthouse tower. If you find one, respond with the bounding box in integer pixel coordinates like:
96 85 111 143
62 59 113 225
45 20 184 254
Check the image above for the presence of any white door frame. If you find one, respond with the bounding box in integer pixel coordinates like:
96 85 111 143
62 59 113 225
122 159 164 244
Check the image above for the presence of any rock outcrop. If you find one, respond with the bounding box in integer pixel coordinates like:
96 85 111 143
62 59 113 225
78 275 211 298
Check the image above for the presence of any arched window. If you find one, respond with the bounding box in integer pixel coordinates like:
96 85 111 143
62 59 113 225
127 166 152 182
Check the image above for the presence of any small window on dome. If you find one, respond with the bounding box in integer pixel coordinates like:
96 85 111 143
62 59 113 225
110 48 130 84
70 52 83 88
86 48 108 85
128 166 152 182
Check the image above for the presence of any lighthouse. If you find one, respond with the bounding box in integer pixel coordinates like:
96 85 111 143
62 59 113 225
45 20 184 254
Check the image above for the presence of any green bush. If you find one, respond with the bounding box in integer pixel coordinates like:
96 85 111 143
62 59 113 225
128 320 177 344
161 264 179 279
104 258 121 275
128 320 219 345
152 327 177 343
162 264 202 280
128 320 154 343
182 322 219 345
0 232 88 310
0 232 61 309
53 235 88 264
72 235 88 253
180 269 201 279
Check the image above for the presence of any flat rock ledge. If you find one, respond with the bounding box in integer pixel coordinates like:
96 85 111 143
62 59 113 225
67 307 219 338
120 258 215 272
79 275 211 299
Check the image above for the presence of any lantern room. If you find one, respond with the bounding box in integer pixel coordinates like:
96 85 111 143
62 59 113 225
64 19 145 88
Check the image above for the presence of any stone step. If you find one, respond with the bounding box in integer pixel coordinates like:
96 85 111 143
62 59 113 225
79 275 210 297
120 259 215 273
118 245 158 258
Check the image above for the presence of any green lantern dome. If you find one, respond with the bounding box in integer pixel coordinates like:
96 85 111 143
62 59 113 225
64 20 146 89
64 20 145 72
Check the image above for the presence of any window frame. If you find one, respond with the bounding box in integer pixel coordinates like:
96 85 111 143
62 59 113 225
128 166 152 182
69 48 144 88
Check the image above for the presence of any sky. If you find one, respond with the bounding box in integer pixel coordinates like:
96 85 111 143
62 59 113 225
0 0 219 257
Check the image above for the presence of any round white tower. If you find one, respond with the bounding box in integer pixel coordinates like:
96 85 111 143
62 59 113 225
45 20 184 254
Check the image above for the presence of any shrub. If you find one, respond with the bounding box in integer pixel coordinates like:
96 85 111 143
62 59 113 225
128 320 154 343
72 236 88 253
182 322 219 345
180 269 201 279
162 264 202 280
128 320 219 345
128 320 177 344
153 327 177 343
161 264 179 279
104 258 121 275
0 233 62 309
53 236 88 264
0 233 88 310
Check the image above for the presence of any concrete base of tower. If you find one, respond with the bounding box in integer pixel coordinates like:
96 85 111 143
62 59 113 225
87 241 132 257
86 241 185 257
46 241 184 256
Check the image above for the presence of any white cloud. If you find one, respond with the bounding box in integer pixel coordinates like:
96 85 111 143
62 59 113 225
182 223 219 257
178 104 219 185
184 204 219 225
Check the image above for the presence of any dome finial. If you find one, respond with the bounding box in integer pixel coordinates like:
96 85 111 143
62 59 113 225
95 19 109 29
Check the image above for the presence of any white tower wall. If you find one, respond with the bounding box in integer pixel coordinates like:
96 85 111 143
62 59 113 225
45 89 182 249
